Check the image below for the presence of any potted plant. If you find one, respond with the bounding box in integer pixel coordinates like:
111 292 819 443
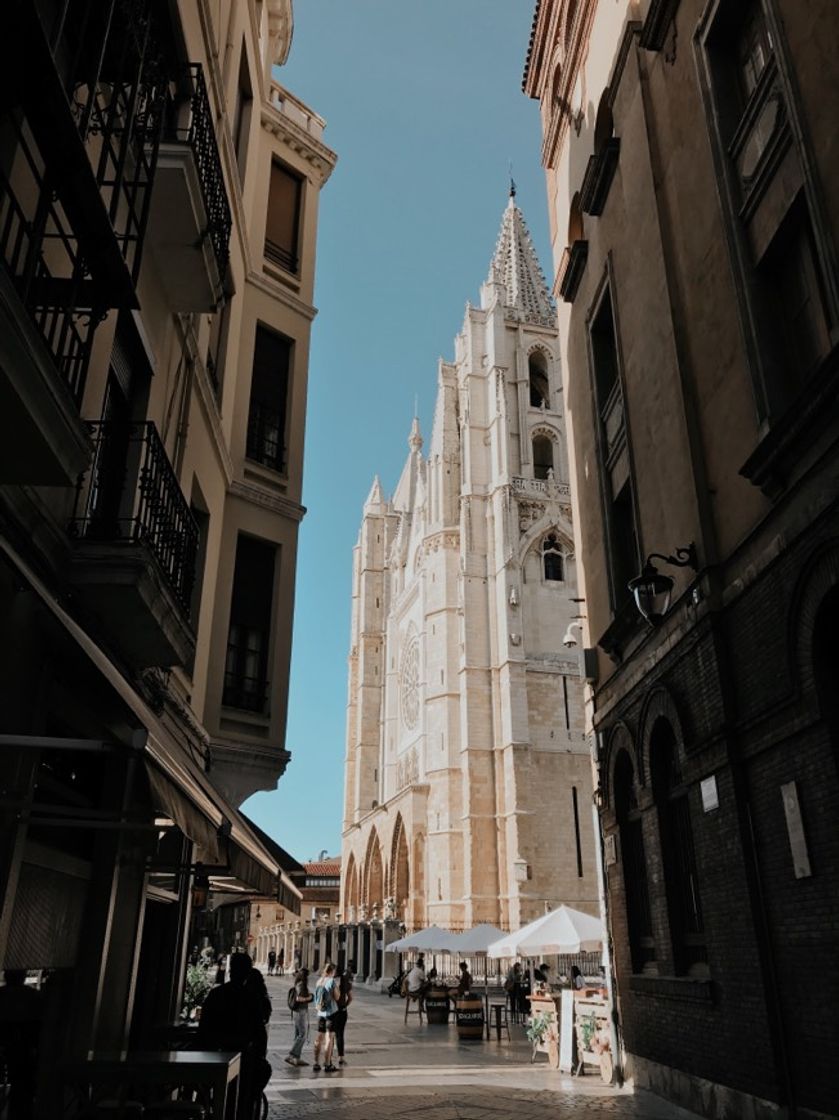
182 963 213 1021
526 1009 558 1065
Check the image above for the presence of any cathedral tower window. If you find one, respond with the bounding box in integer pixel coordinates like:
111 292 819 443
542 534 564 581
529 351 550 408
533 434 554 480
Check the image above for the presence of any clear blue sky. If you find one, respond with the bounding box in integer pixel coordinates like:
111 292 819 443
242 1 550 861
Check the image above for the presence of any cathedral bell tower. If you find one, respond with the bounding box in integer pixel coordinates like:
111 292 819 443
342 191 597 940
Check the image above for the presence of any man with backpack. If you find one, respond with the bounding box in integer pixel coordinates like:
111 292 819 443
311 962 339 1073
285 967 312 1067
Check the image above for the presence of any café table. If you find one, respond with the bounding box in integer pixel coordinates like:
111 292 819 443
64 1049 240 1120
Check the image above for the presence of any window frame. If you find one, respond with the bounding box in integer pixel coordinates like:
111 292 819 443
264 158 304 277
585 266 641 615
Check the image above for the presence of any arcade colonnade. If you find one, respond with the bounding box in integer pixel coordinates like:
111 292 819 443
254 918 404 982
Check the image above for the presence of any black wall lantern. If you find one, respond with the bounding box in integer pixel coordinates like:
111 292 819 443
191 864 210 910
628 543 697 625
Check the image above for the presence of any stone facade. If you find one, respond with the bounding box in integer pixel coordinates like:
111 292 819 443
524 1 839 1117
342 196 598 938
0 0 330 1087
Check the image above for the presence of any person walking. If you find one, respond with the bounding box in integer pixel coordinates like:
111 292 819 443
277 947 285 976
332 966 353 1066
312 962 339 1073
267 949 277 976
285 967 312 1067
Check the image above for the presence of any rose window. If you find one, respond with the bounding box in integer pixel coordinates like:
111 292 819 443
400 637 420 730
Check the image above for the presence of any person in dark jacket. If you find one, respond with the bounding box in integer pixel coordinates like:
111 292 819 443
197 953 270 1117
332 967 353 1066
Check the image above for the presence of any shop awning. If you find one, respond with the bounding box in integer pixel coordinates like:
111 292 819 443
0 537 301 911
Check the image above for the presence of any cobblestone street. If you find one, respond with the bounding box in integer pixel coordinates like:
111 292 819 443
262 978 703 1120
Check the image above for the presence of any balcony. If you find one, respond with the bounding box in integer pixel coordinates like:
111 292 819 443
147 65 232 311
0 131 96 484
69 421 198 669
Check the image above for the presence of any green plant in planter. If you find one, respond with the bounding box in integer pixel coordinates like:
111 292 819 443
182 963 214 1020
580 1012 598 1051
526 1010 554 1045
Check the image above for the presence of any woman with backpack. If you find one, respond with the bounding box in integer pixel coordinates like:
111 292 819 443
332 966 353 1066
312 962 339 1073
285 967 312 1067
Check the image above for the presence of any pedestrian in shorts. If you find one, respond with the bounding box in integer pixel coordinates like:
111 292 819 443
312 962 339 1073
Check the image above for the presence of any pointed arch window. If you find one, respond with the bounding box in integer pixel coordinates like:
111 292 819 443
650 720 707 976
533 434 554 480
529 351 550 408
614 751 656 973
542 534 564 582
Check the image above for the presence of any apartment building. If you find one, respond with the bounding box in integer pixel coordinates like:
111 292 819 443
0 0 334 1104
524 1 838 1117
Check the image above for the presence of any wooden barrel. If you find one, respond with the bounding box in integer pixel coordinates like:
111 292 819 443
456 995 484 1040
425 986 450 1025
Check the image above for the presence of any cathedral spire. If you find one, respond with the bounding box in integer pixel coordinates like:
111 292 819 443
363 474 384 513
408 414 423 453
487 194 555 327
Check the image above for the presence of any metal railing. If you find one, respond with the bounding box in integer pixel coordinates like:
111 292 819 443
246 400 286 473
0 138 98 406
165 64 232 280
70 421 198 613
264 238 298 274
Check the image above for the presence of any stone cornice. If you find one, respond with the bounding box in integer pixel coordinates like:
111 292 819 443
229 480 307 522
245 268 318 321
260 106 338 184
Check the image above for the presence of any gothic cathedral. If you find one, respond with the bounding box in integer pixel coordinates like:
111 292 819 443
342 193 597 932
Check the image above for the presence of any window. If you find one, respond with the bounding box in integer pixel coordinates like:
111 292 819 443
542 534 564 581
189 489 210 626
650 721 706 976
703 1 834 433
529 351 550 408
533 435 554 480
760 194 830 387
590 286 638 608
246 325 291 473
233 44 253 173
223 535 276 713
614 751 656 973
206 303 229 399
736 2 773 104
265 161 302 274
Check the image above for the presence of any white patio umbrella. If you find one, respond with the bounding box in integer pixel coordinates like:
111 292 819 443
487 905 605 957
387 925 460 952
448 924 506 954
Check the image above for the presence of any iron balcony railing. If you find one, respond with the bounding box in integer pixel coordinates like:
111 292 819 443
70 420 198 614
0 129 98 406
165 64 232 281
264 238 298 274
246 400 286 474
